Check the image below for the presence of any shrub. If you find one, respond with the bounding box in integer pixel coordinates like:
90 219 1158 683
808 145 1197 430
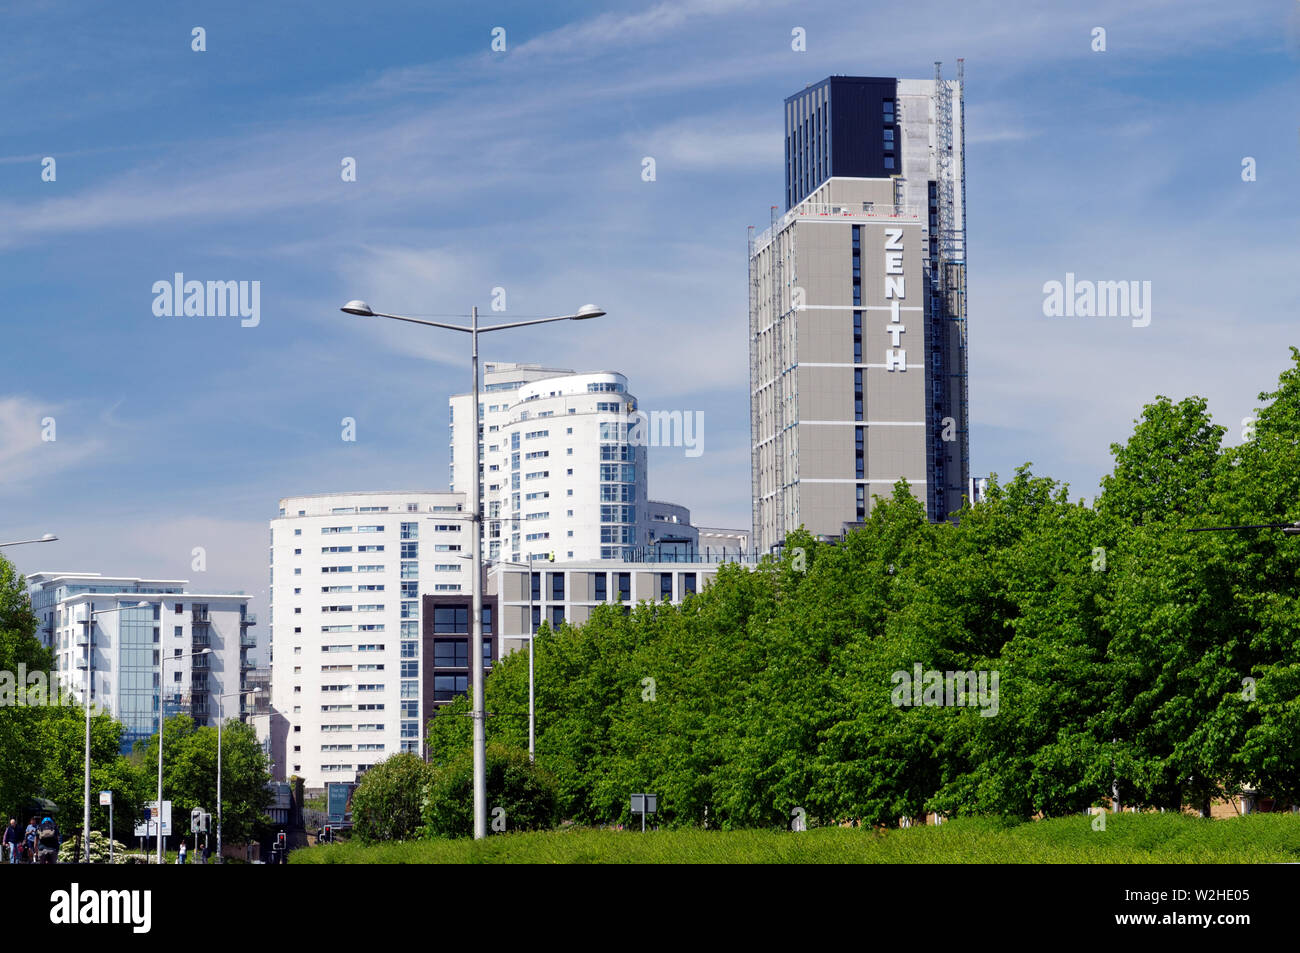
351 753 433 842
424 744 560 838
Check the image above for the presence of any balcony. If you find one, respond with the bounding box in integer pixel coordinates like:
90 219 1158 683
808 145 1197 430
240 632 257 648
192 632 210 648
192 653 209 670
191 609 210 625
240 613 257 626
241 658 254 671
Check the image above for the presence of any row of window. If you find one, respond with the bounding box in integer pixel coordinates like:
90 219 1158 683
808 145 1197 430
320 703 385 712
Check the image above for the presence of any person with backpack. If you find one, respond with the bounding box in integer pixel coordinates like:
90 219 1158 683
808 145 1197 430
36 817 59 864
3 819 20 863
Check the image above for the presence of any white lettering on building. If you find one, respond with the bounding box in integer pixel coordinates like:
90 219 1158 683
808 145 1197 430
883 228 906 371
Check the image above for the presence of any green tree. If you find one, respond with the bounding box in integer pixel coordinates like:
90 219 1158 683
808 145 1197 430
134 714 272 845
423 743 559 837
351 752 431 842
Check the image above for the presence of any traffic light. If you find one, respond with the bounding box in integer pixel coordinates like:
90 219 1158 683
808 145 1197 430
276 831 286 849
322 825 332 843
191 807 203 833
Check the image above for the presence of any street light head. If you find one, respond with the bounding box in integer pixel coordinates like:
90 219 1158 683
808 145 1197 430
40 534 57 541
340 300 375 317
571 304 605 320
200 648 212 655
134 601 149 608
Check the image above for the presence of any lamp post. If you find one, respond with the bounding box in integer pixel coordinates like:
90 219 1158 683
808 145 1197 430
81 600 149 863
0 533 57 548
157 646 210 863
215 687 264 864
343 298 605 838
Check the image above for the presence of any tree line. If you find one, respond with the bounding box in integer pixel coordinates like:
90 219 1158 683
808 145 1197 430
418 349 1300 830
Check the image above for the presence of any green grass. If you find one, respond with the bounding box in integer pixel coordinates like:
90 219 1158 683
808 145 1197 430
290 812 1300 864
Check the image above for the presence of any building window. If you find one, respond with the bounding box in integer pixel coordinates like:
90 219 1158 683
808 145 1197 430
551 573 564 601
617 573 631 602
433 640 468 667
660 573 673 601
434 674 468 701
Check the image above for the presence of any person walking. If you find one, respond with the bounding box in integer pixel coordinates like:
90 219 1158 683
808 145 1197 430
177 841 187 864
23 817 38 863
2 819 19 864
36 817 59 864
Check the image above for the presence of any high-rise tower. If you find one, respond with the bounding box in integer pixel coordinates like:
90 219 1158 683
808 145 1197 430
750 67 969 552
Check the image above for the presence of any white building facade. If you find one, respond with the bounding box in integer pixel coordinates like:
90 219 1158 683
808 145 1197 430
450 363 722 564
268 491 470 787
27 572 258 753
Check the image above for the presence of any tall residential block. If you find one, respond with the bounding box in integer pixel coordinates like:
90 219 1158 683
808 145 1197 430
268 491 470 786
448 362 707 564
750 69 969 551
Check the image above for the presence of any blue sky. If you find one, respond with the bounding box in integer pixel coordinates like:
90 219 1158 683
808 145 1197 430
3 0 1299 616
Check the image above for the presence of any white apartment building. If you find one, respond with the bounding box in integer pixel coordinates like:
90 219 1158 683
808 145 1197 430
27 572 258 753
268 490 471 787
450 363 716 564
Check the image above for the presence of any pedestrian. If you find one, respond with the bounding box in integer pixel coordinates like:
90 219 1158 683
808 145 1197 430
23 817 38 863
36 817 59 864
177 841 186 864
2 818 19 864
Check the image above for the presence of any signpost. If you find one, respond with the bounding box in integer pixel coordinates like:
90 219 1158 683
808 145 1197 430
99 791 113 864
630 793 659 832
134 800 172 860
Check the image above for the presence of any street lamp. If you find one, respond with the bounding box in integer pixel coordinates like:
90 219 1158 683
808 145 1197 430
215 687 264 864
157 646 210 863
0 533 57 547
81 600 149 863
343 297 605 839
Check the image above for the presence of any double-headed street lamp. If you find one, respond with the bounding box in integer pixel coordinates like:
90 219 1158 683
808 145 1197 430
157 646 210 863
215 687 264 864
81 600 149 863
342 298 606 839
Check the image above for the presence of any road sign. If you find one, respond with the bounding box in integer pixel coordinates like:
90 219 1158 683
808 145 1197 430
133 800 172 837
99 790 112 807
326 781 357 823
630 792 659 831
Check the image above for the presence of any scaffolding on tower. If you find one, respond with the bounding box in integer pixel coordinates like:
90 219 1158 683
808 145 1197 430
931 60 969 515
770 205 787 547
748 224 761 548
